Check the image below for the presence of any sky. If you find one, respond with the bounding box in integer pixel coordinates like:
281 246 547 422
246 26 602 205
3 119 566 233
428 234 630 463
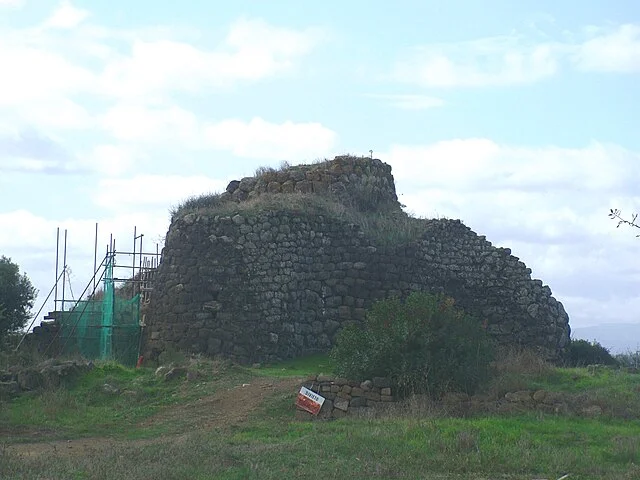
0 0 638 350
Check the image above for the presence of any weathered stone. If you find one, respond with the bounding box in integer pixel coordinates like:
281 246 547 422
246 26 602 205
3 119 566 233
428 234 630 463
318 399 334 418
164 367 187 381
532 390 547 403
541 391 566 405
349 396 367 408
332 408 347 418
102 383 120 395
581 405 603 417
226 180 240 193
365 391 381 402
336 391 351 400
505 390 533 403
334 397 350 412
145 156 570 366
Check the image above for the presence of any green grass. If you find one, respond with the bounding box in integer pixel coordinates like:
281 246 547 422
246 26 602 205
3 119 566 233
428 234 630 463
2 355 640 479
246 353 335 378
226 414 640 479
3 409 639 479
0 359 252 441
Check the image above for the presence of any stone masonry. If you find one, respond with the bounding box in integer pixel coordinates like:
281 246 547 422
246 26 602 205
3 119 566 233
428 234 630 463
143 156 570 364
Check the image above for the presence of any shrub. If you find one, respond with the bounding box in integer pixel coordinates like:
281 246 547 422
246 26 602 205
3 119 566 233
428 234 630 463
616 349 640 369
566 339 618 367
330 292 495 398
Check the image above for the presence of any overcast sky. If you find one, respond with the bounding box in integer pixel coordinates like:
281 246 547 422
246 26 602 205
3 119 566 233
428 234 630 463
0 1 638 345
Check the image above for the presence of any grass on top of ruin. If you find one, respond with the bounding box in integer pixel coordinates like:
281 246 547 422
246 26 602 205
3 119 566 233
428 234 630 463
171 190 430 246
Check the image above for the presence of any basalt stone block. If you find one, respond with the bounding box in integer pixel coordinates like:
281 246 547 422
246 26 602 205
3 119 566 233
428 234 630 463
144 156 570 366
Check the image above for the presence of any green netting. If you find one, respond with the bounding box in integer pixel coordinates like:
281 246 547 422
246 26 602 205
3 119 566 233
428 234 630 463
58 257 141 366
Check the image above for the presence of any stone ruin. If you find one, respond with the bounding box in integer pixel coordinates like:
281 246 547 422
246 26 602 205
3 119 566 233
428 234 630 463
143 156 570 364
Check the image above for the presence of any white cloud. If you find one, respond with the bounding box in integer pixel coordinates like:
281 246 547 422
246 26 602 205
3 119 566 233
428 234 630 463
365 94 445 110
44 1 90 29
386 139 639 194
381 139 640 329
100 104 200 145
0 13 326 139
17 98 94 130
0 208 172 313
572 24 640 72
204 117 337 160
98 18 326 98
0 44 96 106
93 175 228 210
0 127 83 174
84 144 138 176
394 23 640 87
0 0 23 7
394 36 559 87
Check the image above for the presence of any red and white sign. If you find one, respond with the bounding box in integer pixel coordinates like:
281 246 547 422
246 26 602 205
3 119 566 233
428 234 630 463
296 386 325 415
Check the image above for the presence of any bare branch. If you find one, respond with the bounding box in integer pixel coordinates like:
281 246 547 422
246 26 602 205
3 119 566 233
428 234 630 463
608 209 640 237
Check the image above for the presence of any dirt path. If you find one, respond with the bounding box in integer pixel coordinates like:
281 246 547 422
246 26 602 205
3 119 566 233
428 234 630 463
5 376 300 458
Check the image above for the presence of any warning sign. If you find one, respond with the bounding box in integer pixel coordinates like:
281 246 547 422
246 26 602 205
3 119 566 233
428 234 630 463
295 386 325 415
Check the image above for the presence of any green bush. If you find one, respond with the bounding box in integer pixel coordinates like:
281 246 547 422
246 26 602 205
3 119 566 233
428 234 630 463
566 339 618 367
330 292 495 398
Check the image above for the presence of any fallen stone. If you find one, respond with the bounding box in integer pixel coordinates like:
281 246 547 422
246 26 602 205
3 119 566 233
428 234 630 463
164 367 187 381
505 390 533 403
581 405 603 417
102 383 120 395
532 390 547 403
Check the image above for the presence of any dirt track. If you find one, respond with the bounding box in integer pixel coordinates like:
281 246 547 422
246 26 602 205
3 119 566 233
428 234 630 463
5 376 300 458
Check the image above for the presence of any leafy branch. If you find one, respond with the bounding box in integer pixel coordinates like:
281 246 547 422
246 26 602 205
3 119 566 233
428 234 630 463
609 209 640 236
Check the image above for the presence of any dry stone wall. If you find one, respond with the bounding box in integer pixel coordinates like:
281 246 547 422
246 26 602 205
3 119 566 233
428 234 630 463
221 156 399 212
144 156 570 364
296 375 398 419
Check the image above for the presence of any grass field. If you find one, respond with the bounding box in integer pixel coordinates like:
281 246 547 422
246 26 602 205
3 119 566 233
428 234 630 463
1 354 639 480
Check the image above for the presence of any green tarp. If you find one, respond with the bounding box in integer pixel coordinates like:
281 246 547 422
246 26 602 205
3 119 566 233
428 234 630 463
58 257 141 366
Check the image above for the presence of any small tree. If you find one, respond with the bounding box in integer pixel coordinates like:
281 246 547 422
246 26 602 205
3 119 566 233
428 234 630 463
565 339 618 367
330 292 495 398
0 256 37 339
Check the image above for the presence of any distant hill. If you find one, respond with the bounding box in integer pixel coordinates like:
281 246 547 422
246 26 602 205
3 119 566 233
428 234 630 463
571 323 640 354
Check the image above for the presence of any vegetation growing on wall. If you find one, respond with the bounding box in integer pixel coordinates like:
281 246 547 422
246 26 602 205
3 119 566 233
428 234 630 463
330 292 495 397
171 191 428 247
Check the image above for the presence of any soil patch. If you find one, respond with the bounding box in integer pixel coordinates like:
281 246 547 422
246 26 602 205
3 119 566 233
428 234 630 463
5 376 300 458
